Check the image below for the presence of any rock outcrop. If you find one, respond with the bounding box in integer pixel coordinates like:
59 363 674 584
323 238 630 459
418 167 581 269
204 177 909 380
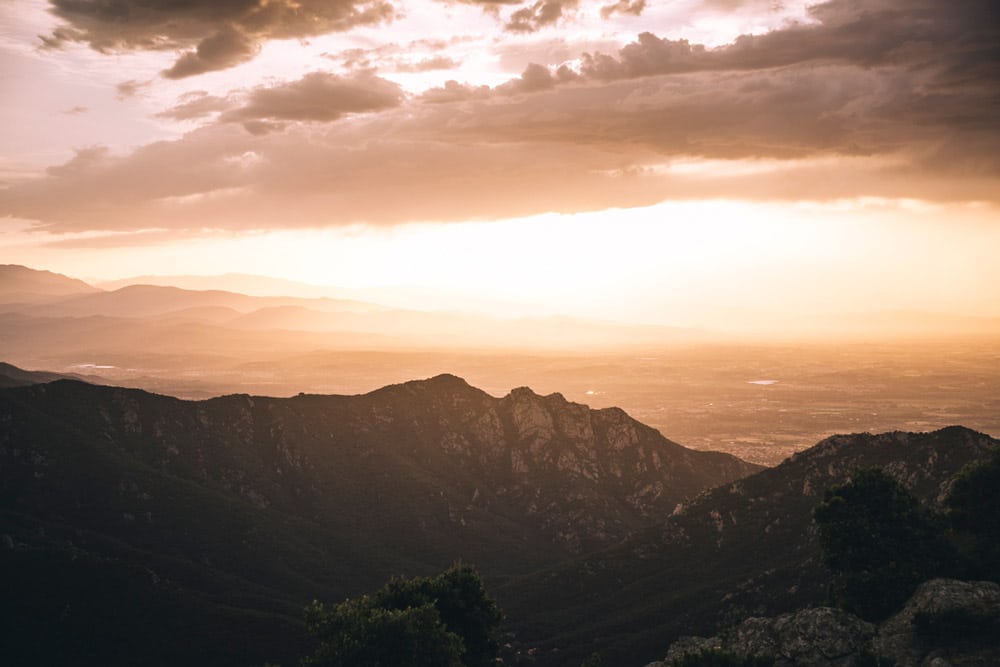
660 579 1000 667
875 578 1000 667
1 374 760 553
659 607 874 667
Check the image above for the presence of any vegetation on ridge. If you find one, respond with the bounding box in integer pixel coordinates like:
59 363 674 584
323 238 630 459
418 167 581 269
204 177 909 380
814 456 1000 622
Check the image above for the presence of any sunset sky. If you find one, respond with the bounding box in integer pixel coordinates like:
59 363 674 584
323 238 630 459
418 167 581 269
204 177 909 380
1 0 998 329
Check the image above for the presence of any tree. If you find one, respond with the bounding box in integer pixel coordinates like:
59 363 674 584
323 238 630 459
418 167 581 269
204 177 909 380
946 448 1000 580
302 563 503 667
813 468 953 621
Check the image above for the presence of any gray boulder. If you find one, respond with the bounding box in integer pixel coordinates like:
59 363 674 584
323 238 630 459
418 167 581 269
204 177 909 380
660 579 1000 667
663 607 874 666
874 578 1000 667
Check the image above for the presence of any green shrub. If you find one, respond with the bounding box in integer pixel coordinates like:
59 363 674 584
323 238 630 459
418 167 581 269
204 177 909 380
302 563 503 667
813 469 953 621
946 448 1000 580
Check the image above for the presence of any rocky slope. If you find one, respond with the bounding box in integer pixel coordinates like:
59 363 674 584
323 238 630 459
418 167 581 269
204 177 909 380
503 427 999 666
0 373 757 666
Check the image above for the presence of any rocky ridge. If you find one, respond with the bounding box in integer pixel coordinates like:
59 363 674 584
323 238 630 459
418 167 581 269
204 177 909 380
1 373 758 552
0 371 760 665
503 427 999 667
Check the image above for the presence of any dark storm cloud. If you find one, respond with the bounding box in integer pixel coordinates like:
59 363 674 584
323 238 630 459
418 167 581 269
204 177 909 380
43 0 396 77
220 72 405 124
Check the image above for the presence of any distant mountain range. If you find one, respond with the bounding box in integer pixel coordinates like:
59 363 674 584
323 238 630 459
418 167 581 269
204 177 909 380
0 265 707 382
0 263 100 301
1 366 995 666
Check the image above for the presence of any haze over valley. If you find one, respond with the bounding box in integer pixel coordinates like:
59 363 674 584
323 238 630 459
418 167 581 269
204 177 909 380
3 264 999 465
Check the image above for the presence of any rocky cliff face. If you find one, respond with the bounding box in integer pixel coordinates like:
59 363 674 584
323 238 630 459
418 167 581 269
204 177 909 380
658 578 1000 667
503 427 999 667
0 374 758 554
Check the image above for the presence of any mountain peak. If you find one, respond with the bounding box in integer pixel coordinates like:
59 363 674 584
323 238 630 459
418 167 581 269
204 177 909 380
423 372 471 387
0 264 99 299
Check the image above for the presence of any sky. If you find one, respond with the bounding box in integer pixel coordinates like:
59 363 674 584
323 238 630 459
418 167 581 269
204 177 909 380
0 0 998 329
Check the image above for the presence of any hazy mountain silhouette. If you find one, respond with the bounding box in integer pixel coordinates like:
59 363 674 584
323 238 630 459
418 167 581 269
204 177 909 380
0 361 106 388
0 264 100 302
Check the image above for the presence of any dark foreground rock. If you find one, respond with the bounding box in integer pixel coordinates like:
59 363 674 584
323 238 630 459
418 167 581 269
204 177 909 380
875 578 1000 667
659 579 1000 667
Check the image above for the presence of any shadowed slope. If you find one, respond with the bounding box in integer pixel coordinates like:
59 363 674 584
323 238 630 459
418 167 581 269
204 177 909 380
0 374 757 665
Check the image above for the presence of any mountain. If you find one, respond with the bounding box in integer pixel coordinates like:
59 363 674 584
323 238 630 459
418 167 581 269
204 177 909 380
1 283 378 319
0 374 758 666
97 272 346 300
0 264 100 302
0 269 709 383
0 361 104 388
501 426 999 666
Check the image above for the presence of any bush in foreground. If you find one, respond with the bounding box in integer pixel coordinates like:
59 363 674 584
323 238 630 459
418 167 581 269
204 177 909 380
302 563 503 667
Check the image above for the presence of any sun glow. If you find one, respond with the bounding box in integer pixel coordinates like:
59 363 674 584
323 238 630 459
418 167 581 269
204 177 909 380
7 198 1000 331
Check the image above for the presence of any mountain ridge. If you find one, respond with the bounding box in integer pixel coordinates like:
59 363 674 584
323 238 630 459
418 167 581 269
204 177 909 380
3 368 996 666
0 371 758 665
502 425 998 666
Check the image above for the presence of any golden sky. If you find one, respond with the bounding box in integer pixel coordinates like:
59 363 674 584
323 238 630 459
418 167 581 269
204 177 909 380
1 0 998 329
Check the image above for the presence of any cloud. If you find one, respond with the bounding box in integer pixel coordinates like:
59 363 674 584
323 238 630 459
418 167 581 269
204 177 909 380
157 92 233 121
43 0 396 76
329 46 458 73
579 0 999 82
420 80 492 104
62 106 89 115
220 72 405 124
496 63 558 93
599 0 646 19
394 56 459 73
116 79 151 100
505 0 577 32
162 26 259 79
6 0 997 234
